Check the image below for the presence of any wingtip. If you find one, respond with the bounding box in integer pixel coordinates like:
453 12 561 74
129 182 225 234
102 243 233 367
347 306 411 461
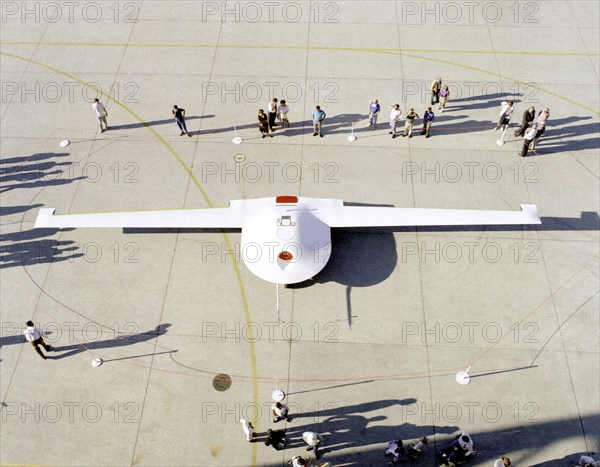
34 208 57 228
520 204 542 224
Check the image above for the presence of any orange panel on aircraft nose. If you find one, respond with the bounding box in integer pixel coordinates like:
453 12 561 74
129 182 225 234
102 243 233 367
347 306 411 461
276 196 298 204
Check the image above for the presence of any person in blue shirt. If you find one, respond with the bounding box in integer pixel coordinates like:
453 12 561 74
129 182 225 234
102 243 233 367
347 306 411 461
421 107 435 138
312 105 326 137
369 99 380 128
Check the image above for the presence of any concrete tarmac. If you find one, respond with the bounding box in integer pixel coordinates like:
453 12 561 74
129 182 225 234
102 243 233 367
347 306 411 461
1 1 598 466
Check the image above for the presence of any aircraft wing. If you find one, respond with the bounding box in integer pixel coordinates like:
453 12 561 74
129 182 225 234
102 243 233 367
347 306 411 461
34 206 244 229
320 204 541 227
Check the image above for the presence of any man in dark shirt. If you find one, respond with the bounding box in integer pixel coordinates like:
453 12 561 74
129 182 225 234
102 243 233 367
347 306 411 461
173 105 192 137
264 429 286 450
514 106 536 137
268 98 278 131
258 109 271 138
421 107 435 138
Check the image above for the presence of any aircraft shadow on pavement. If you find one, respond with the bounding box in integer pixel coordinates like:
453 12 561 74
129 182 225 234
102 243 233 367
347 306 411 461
314 229 398 288
287 221 398 329
285 228 398 328
47 323 172 360
289 205 597 328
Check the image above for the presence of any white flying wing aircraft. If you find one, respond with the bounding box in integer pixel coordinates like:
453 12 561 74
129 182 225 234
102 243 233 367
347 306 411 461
35 196 541 285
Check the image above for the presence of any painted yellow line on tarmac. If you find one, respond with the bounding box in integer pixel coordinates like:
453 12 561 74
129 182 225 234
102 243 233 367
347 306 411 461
0 51 213 206
1 41 597 56
0 464 52 466
378 48 600 115
2 41 598 115
0 51 259 467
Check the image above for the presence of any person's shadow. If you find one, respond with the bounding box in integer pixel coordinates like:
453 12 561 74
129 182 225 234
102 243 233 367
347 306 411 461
529 453 598 466
109 116 212 131
0 227 83 269
283 413 457 461
48 323 171 359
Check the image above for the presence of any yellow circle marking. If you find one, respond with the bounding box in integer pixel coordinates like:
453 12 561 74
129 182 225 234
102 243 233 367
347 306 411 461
1 41 598 115
0 51 259 466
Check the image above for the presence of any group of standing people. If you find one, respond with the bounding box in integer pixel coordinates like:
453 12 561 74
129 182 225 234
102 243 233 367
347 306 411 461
239 401 325 465
379 102 435 139
431 76 450 112
258 98 292 138
385 436 428 464
258 99 326 139
22 317 590 466
384 431 475 466
518 106 550 157
493 101 551 156
369 77 449 140
90 75 551 158
384 431 521 466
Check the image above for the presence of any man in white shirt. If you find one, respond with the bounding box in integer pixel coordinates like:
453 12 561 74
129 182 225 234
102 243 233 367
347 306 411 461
303 431 323 460
494 101 514 131
92 98 108 132
23 320 52 359
289 455 310 466
389 104 402 138
579 455 598 467
272 401 291 422
278 100 290 128
240 418 254 441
